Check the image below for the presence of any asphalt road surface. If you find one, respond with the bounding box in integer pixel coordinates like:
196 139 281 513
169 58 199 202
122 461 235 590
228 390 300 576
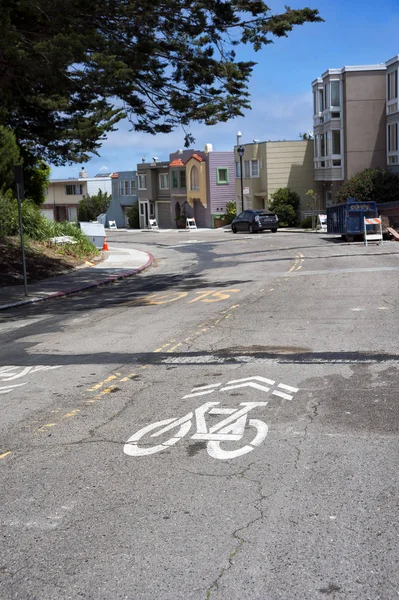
1 228 399 600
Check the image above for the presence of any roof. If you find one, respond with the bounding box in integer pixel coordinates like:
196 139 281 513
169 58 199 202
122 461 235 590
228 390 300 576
191 153 204 162
111 173 118 179
169 158 185 167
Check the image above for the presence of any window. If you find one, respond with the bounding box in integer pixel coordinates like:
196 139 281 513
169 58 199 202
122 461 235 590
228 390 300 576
150 202 155 217
320 133 325 157
318 89 324 112
332 159 341 166
216 167 229 184
131 179 137 193
331 112 340 119
388 123 398 152
159 173 169 190
388 70 398 101
235 161 241 178
313 91 317 115
172 170 178 189
314 135 318 157
138 174 147 189
331 80 340 106
244 161 250 178
179 170 186 188
190 166 200 190
65 184 82 195
251 160 259 177
124 180 130 196
324 83 329 109
332 130 341 155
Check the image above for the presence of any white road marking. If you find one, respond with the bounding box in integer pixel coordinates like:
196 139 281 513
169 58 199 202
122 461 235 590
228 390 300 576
221 382 271 393
0 382 27 395
272 390 293 401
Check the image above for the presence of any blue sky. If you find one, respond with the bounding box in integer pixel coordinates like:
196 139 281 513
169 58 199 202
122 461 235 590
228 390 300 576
51 0 399 178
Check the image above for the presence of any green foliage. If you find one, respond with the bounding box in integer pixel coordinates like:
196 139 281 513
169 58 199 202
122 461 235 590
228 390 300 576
268 187 300 226
335 168 399 204
0 127 21 190
0 2 322 165
127 203 140 229
22 156 51 205
222 201 236 225
78 190 111 222
0 192 97 256
301 216 313 229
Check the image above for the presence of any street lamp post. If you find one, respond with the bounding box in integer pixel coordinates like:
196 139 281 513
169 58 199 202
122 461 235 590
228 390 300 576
237 146 245 213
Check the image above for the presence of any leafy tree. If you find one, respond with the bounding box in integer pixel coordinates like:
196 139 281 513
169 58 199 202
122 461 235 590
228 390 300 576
78 190 111 222
268 187 300 226
0 1 322 165
0 126 20 189
335 168 399 204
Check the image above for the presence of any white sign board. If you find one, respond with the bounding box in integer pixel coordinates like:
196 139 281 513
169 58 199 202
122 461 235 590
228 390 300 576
243 187 250 195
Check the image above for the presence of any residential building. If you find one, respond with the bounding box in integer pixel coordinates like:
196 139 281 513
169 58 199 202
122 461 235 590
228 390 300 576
169 145 235 228
386 55 399 173
312 64 386 206
108 171 138 228
137 159 172 229
42 168 113 222
234 140 319 219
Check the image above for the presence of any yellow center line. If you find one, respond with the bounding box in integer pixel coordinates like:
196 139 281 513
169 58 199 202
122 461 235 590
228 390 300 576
63 409 81 418
0 451 12 460
38 423 57 432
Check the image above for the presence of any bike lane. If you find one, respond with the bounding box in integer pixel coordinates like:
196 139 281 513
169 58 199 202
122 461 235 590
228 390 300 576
1 237 399 599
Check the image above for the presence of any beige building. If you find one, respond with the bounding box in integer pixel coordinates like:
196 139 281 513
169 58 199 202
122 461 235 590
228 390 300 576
312 64 387 206
386 55 399 174
234 140 320 219
42 168 113 222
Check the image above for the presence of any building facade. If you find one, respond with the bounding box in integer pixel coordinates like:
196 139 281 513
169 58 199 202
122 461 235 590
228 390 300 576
108 171 137 228
234 140 319 218
386 55 399 174
312 64 387 206
137 160 172 229
169 146 235 228
42 169 113 222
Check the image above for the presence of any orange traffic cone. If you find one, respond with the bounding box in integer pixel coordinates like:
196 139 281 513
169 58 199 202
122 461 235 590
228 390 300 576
103 236 109 251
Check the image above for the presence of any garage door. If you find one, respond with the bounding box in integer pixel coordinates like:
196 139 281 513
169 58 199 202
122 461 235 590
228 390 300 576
156 202 172 228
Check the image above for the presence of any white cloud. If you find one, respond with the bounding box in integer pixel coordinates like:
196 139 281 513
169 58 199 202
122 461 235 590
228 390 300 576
98 165 109 173
50 90 314 178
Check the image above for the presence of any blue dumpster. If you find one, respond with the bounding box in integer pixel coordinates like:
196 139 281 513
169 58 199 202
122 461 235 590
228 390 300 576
327 199 377 241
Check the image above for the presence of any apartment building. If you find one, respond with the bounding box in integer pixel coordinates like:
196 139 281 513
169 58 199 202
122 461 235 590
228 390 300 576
386 55 399 174
42 168 113 222
137 159 172 228
312 64 387 206
234 140 319 218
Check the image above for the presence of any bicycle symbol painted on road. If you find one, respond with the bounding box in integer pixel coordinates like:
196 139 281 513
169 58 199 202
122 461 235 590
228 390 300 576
124 375 299 461
123 401 268 460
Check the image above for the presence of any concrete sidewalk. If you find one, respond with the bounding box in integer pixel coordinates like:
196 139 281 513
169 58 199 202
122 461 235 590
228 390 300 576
0 246 153 311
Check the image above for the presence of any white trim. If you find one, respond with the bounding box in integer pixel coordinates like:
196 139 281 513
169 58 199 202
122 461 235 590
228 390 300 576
386 55 399 68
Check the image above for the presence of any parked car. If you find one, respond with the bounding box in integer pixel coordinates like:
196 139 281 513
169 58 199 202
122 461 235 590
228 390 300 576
231 210 279 233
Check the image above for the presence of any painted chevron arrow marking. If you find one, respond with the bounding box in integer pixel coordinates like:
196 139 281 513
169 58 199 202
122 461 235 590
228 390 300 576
183 383 222 399
220 376 275 394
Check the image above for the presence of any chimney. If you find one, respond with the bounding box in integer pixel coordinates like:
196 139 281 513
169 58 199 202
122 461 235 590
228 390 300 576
204 143 213 154
79 167 88 178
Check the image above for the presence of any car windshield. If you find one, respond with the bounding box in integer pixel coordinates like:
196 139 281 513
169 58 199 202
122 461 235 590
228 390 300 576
256 211 274 216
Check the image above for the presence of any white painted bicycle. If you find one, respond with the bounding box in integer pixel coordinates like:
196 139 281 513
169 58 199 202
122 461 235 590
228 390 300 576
123 401 268 460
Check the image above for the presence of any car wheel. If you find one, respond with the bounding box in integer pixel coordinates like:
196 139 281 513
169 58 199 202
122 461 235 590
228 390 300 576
232 225 237 233
271 228 277 233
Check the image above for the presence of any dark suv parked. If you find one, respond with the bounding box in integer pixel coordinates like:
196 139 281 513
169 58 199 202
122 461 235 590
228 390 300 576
231 210 279 233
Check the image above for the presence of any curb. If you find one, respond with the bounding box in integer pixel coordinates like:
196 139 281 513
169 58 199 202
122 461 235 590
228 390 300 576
0 252 154 311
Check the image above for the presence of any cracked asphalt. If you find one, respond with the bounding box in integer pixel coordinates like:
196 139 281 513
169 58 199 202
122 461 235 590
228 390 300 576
1 228 399 600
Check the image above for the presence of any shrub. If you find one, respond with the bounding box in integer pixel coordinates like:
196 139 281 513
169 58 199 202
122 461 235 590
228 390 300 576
0 192 97 256
127 203 139 228
78 190 111 221
336 168 399 204
222 201 236 224
268 187 300 227
301 216 313 229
